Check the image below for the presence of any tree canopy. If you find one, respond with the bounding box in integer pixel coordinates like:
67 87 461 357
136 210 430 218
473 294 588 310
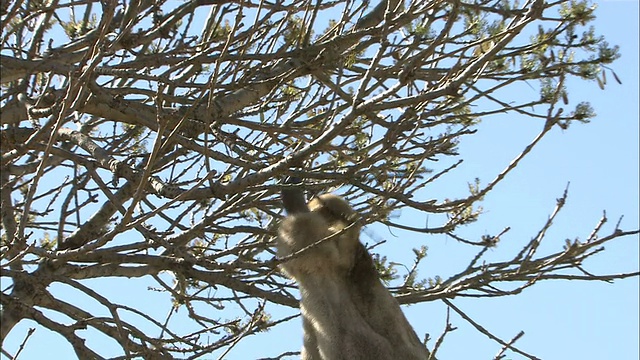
1 0 637 359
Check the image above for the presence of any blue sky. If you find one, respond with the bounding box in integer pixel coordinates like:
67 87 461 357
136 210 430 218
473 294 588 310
2 1 638 359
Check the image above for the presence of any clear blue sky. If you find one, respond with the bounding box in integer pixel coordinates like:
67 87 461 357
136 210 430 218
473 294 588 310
2 1 638 359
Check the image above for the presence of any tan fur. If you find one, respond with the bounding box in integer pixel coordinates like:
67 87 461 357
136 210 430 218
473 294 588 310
277 194 429 360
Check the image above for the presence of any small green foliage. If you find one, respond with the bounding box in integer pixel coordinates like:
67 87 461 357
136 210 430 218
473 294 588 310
122 123 145 138
498 0 512 13
444 179 484 226
412 245 428 260
563 238 581 252
468 177 482 197
462 11 485 37
520 55 537 73
40 233 56 251
481 234 498 247
486 20 506 37
354 131 369 150
27 0 47 11
344 51 358 69
121 123 148 154
283 16 311 48
223 320 242 336
448 99 481 126
407 20 433 41
454 204 482 226
18 182 29 197
403 246 429 290
212 19 232 42
240 207 267 223
579 26 599 48
575 63 599 79
489 57 509 73
597 41 620 64
413 24 430 38
531 26 552 55
559 0 596 25
253 311 272 332
540 78 555 103
60 15 97 40
427 275 443 288
570 102 595 122
373 254 399 284
189 238 207 256
280 84 300 100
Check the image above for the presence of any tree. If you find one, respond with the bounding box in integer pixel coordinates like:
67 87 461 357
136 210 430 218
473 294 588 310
1 0 637 358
